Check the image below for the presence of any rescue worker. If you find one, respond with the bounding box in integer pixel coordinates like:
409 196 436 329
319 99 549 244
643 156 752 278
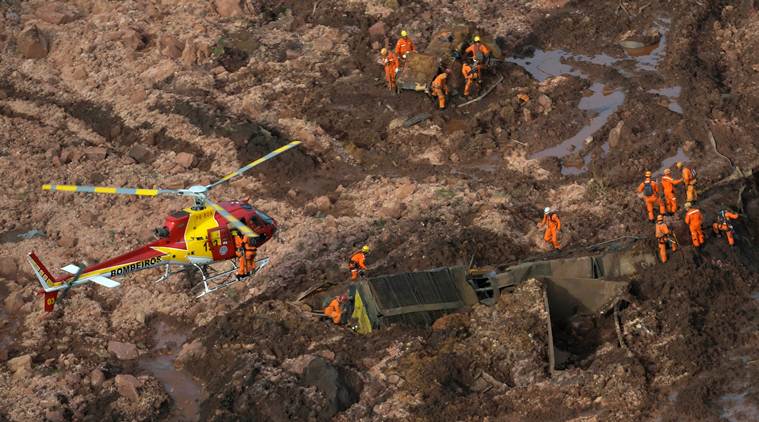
380 48 399 92
461 60 481 98
712 209 740 246
464 35 491 66
324 294 348 325
348 245 369 281
660 168 682 215
430 69 450 109
655 214 677 263
684 202 705 248
394 30 415 60
234 232 257 279
637 171 665 222
537 207 561 250
676 161 697 202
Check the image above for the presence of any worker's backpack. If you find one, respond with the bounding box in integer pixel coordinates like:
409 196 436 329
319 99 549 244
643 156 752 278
643 181 654 196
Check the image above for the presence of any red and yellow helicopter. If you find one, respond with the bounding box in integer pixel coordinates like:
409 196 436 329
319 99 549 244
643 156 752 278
28 140 301 311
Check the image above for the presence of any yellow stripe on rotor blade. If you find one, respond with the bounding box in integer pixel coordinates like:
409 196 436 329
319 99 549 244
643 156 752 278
41 184 164 196
212 140 302 186
93 187 118 194
206 200 257 237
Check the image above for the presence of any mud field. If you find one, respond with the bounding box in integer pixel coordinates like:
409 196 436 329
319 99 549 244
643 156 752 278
1 0 759 421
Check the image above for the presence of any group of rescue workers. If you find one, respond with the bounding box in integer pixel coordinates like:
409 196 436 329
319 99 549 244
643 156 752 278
637 162 740 263
380 30 492 108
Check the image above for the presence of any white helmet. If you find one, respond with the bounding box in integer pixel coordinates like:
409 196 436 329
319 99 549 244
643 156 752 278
544 207 550 214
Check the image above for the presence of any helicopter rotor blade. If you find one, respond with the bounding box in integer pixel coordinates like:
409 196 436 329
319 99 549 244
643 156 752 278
206 198 258 238
205 140 301 191
42 184 179 197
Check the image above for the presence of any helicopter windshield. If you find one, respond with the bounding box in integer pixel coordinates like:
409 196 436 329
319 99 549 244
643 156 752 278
255 210 273 224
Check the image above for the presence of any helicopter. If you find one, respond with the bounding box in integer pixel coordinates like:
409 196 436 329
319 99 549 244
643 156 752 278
28 140 301 312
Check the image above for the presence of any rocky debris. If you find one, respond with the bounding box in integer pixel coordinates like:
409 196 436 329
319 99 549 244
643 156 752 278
128 144 153 163
214 0 244 17
0 256 18 278
314 195 332 213
108 341 139 360
120 28 147 51
115 374 140 401
159 34 182 59
35 2 80 25
175 152 196 169
89 369 106 387
175 339 206 369
7 354 32 379
538 94 553 114
608 120 625 149
3 291 25 313
140 60 177 86
84 147 108 161
16 25 49 59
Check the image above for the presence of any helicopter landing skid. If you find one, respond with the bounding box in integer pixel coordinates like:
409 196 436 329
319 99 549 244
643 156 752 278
191 257 270 298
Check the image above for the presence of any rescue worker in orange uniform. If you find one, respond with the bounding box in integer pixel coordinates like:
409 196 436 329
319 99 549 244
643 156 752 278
712 209 739 246
683 202 705 248
655 214 677 263
430 70 450 109
324 294 348 325
537 207 561 250
394 30 415 60
637 171 665 222
461 60 481 98
661 168 682 215
380 48 399 92
348 245 369 280
465 35 491 63
676 162 697 203
234 232 257 279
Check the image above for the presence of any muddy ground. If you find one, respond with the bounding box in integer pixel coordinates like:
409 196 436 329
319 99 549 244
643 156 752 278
1 0 758 421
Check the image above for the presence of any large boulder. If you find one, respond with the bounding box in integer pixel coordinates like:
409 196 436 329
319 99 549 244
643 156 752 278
36 3 80 25
608 120 625 149
17 25 49 59
108 341 139 360
175 339 206 369
140 60 177 86
115 374 140 401
214 0 243 17
7 354 32 379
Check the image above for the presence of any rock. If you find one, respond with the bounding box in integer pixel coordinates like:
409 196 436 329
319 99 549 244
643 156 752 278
387 374 401 384
312 37 334 53
59 235 78 249
120 28 147 51
159 34 182 59
175 339 206 369
314 196 331 212
17 25 49 59
140 60 177 85
128 144 153 163
0 256 18 278
115 374 140 401
7 354 32 379
89 369 105 387
108 341 139 360
368 21 386 41
175 152 196 169
608 120 624 149
522 107 532 123
129 89 147 104
3 291 25 312
44 410 65 422
302 357 360 415
84 147 107 161
379 203 403 219
287 189 298 198
214 0 243 17
36 3 79 25
537 94 552 113
282 354 317 375
181 40 198 66
384 0 400 9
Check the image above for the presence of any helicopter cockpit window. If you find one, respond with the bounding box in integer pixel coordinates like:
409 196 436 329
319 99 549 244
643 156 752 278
255 210 273 224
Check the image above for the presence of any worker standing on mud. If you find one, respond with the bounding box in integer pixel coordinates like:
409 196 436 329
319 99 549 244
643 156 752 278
464 35 491 66
661 168 682 215
394 30 415 60
684 202 705 248
537 207 561 250
234 232 257 280
637 171 665 222
712 209 740 246
461 60 481 98
655 214 677 263
380 48 399 92
348 245 369 281
430 70 450 109
676 162 697 203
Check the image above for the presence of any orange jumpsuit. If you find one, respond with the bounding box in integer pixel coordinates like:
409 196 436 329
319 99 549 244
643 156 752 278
461 62 480 97
324 297 343 324
655 220 677 263
661 175 682 214
465 42 491 63
431 73 449 109
682 167 697 202
637 178 665 222
235 235 257 277
394 37 415 58
539 212 561 249
684 208 705 247
348 251 367 280
383 51 399 91
712 211 739 246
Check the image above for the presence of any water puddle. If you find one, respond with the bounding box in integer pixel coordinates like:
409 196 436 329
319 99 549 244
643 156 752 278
622 18 671 72
138 321 205 422
653 147 689 176
0 229 45 243
720 392 759 422
649 86 683 114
